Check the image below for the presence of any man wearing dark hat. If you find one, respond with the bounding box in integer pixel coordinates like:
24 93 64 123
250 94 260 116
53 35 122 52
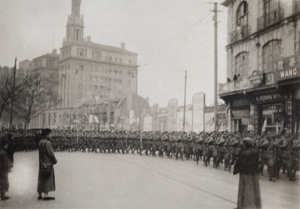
37 129 57 200
0 135 12 200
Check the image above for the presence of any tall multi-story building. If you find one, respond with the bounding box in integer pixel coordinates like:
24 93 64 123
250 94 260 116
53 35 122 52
59 0 138 109
21 0 139 129
219 0 300 134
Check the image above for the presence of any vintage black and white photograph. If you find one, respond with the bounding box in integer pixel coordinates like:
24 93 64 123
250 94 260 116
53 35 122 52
0 0 299 208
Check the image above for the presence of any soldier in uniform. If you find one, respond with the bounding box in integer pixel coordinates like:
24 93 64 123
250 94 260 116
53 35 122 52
257 132 276 181
290 132 300 180
228 132 241 172
273 130 295 181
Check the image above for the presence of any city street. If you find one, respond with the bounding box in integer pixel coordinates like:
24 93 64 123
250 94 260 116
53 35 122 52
1 151 299 209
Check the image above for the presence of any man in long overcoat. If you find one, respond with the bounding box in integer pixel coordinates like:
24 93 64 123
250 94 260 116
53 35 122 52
0 136 12 200
37 129 57 200
233 137 262 209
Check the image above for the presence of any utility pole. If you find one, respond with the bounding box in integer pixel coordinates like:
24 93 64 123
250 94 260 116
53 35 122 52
211 2 221 131
10 57 17 129
183 71 187 132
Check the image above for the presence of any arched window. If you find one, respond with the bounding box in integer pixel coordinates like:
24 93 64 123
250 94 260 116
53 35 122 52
235 52 249 78
236 1 248 27
264 0 280 17
262 40 281 73
258 0 282 29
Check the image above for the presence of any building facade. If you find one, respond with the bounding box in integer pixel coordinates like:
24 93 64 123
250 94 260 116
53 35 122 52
20 0 139 129
149 93 227 133
220 0 300 135
59 0 138 109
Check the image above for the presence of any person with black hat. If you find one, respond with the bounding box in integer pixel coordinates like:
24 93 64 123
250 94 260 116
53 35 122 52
0 134 12 200
233 137 262 209
37 128 57 200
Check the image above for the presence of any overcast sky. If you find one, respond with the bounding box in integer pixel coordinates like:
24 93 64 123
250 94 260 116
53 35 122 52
0 0 228 107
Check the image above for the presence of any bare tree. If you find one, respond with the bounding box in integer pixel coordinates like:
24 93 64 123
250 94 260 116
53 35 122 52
0 67 27 120
13 72 60 129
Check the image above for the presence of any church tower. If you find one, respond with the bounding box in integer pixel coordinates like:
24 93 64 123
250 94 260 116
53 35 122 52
63 0 84 45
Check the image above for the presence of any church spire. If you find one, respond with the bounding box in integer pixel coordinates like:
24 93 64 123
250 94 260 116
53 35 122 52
64 0 84 45
71 0 81 16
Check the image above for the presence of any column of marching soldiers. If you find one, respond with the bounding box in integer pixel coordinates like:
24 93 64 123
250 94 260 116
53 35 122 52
3 129 300 182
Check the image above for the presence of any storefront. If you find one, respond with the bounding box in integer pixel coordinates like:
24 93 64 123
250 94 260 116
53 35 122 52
230 96 250 133
251 91 286 134
275 55 300 135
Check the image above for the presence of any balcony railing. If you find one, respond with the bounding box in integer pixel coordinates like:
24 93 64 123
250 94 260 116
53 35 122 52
218 72 275 95
230 25 251 43
257 9 284 31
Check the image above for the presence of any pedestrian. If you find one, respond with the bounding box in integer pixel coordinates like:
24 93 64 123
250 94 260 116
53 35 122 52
4 132 15 167
233 137 262 209
0 135 12 200
37 128 57 200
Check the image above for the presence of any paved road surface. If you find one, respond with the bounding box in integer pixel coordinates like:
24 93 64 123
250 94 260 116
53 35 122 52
1 152 299 209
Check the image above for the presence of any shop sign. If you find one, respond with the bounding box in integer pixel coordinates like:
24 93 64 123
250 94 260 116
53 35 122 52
265 72 275 85
248 70 263 86
275 55 300 81
262 104 282 115
232 98 249 107
255 93 284 103
232 110 249 119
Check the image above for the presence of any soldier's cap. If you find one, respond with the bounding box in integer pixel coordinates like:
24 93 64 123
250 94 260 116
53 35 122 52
41 128 52 137
242 137 255 146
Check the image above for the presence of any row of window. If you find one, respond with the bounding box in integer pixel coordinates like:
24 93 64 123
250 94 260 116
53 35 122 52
34 59 56 68
62 46 134 65
236 0 282 28
62 47 133 65
62 49 71 59
234 39 281 77
89 75 123 84
232 0 287 42
88 84 123 91
61 64 135 77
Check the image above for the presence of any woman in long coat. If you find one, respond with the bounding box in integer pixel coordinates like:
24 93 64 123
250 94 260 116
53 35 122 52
0 136 12 200
37 129 57 200
233 137 262 209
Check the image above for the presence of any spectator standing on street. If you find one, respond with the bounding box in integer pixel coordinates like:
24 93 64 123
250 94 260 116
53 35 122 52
37 129 57 200
0 134 12 200
233 137 262 209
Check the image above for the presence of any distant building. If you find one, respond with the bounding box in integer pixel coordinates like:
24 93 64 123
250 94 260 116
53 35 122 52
59 0 138 109
220 0 300 134
19 60 32 72
20 0 139 129
31 49 59 76
150 92 227 132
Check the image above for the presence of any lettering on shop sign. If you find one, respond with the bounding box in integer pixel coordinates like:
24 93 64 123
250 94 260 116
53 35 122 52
255 93 283 102
275 56 300 81
279 68 298 78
